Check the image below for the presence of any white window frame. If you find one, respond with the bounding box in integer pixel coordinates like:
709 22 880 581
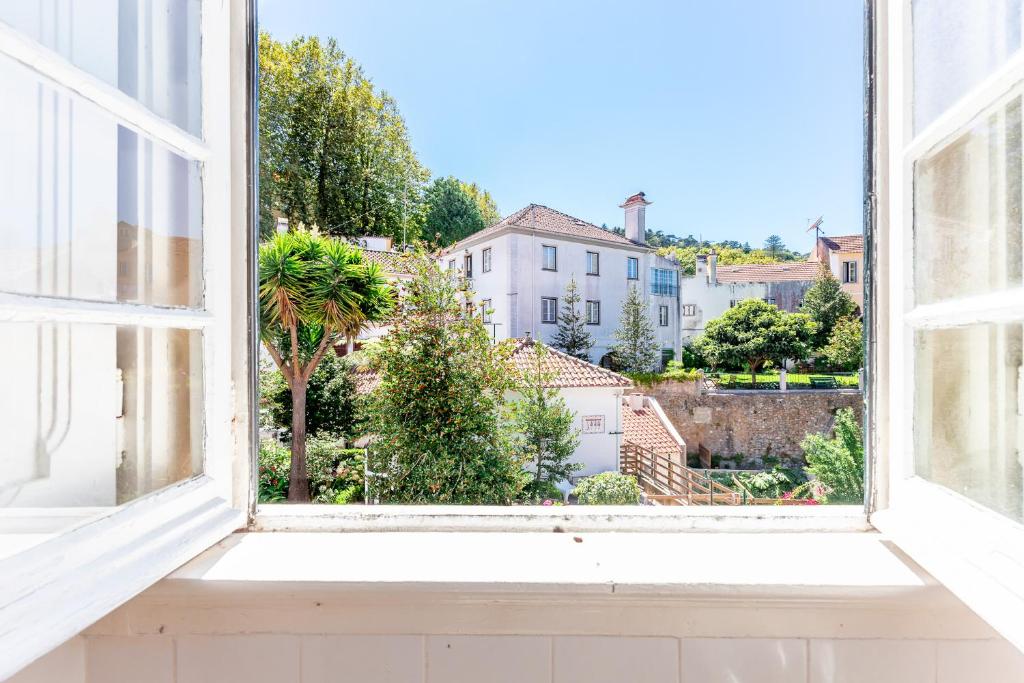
481 299 493 324
0 4 251 677
843 260 858 283
626 256 639 280
682 304 696 317
464 253 473 278
586 300 600 325
541 296 558 324
542 244 557 271
482 247 492 273
870 0 1024 653
586 250 600 275
659 305 669 326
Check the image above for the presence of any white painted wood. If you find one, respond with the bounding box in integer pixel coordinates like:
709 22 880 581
0 19 210 161
903 287 1024 329
0 293 213 328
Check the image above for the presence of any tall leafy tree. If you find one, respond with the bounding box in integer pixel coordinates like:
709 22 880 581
611 285 660 372
511 342 582 499
693 299 816 385
550 277 594 361
764 234 785 258
460 181 502 226
363 250 528 503
800 264 858 347
258 33 430 241
822 316 863 371
259 231 393 501
422 176 486 245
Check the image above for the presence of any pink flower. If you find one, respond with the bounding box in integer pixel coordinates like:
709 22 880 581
781 491 793 500
542 499 554 506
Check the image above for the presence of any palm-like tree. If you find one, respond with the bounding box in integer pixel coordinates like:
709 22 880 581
259 231 393 501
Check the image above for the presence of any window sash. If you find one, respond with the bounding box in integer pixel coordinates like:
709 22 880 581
542 297 557 323
586 251 599 275
659 305 669 326
482 248 492 273
586 300 600 325
627 257 639 280
465 254 473 278
542 245 557 271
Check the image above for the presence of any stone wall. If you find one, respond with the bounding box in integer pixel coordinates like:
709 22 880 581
645 381 863 466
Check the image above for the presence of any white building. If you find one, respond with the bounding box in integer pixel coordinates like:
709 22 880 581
444 193 681 367
679 253 819 341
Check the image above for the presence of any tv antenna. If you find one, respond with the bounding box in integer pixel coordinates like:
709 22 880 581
805 216 824 241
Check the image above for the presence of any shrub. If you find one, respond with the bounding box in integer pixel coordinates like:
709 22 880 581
258 441 291 502
792 408 864 503
572 472 642 505
263 354 359 439
306 435 365 503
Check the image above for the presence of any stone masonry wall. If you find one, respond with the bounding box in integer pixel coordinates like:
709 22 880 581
645 381 863 466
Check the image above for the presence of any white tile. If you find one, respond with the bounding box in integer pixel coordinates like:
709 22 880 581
810 640 935 683
86 636 174 683
427 636 550 683
937 639 1024 683
302 635 424 683
7 638 85 683
681 638 806 683
177 635 300 683
554 636 679 683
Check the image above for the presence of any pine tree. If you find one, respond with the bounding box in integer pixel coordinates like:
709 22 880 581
610 285 660 372
800 264 858 348
550 277 594 361
511 342 582 500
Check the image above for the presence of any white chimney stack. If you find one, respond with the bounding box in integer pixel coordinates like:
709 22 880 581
620 192 651 244
708 251 718 285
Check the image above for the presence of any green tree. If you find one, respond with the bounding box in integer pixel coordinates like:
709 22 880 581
550 277 594 360
364 250 528 503
259 231 393 501
572 472 642 505
511 342 582 499
263 354 358 439
822 316 863 371
795 408 864 504
800 264 858 348
460 181 501 227
658 244 800 276
693 299 816 385
764 234 785 258
611 285 660 372
422 176 486 245
258 33 429 241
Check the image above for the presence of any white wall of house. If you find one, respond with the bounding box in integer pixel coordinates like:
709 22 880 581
679 259 771 342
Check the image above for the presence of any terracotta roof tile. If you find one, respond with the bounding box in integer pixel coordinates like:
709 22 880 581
622 399 683 460
509 339 633 388
819 234 864 252
715 261 820 283
451 204 644 250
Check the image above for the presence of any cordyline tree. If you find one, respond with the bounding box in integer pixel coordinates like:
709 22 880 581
693 299 816 386
511 342 582 500
801 264 858 348
550 277 593 361
611 284 659 372
364 249 528 503
259 231 392 501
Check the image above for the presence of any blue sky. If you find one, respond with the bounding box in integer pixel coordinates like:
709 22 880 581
259 0 864 253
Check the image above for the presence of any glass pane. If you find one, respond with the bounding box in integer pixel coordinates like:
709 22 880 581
913 96 1023 305
912 0 1022 132
0 322 204 510
0 0 202 135
914 324 1024 522
0 56 203 307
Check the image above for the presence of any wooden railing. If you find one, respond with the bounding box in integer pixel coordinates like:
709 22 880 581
620 442 803 506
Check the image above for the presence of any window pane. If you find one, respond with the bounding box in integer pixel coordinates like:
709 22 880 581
913 96 1023 305
0 322 204 510
912 0 1022 131
0 56 203 307
0 0 202 135
914 323 1023 522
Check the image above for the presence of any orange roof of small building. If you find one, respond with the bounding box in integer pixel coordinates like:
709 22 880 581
449 204 644 250
715 261 820 283
509 339 633 388
819 234 864 253
622 398 683 460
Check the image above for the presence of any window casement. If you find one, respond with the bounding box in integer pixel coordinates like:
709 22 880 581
626 256 639 280
871 0 1024 653
481 299 493 324
682 304 696 316
763 297 776 305
650 267 678 296
482 247 492 273
843 260 858 283
586 300 600 325
542 245 557 271
0 3 251 677
586 251 600 275
658 305 669 326
448 258 456 271
541 296 558 323
464 253 473 278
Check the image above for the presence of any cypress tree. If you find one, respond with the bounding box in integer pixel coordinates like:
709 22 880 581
550 277 594 361
611 284 659 372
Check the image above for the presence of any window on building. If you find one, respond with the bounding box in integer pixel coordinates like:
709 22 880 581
682 304 696 316
482 247 492 272
586 251 600 275
464 253 473 278
586 300 600 325
542 245 557 271
650 268 678 296
658 305 669 326
763 297 776 305
626 256 639 280
448 258 456 271
541 297 558 323
481 299 493 324
842 260 858 283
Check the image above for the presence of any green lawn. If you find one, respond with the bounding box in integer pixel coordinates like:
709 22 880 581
712 372 859 388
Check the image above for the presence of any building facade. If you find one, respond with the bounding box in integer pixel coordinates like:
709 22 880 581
811 234 864 311
445 194 681 366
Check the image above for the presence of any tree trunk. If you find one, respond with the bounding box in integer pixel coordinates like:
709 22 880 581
288 382 311 502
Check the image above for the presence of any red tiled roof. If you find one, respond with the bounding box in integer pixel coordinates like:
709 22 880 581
509 339 633 388
450 204 644 249
620 192 650 207
622 398 683 460
362 249 412 275
819 234 864 253
715 261 820 283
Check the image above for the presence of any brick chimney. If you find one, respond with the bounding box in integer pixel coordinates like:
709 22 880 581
620 192 651 244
